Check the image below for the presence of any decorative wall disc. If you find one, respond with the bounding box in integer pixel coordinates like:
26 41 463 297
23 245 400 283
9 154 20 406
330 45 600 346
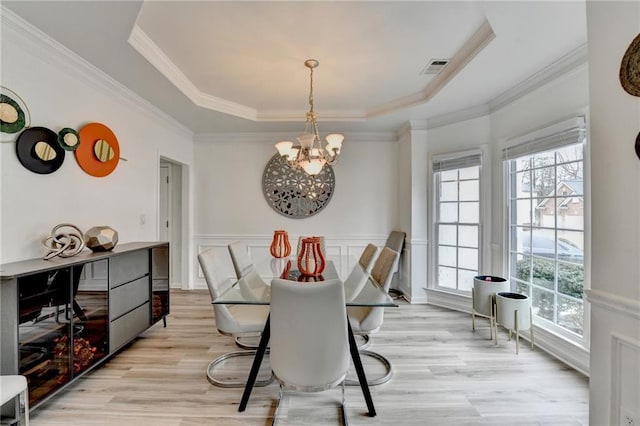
15 127 65 174
1 86 30 141
262 154 335 218
57 128 80 151
75 122 120 177
620 32 640 97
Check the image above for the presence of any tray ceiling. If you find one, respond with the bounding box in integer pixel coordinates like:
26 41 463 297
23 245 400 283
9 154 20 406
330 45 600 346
1 1 587 133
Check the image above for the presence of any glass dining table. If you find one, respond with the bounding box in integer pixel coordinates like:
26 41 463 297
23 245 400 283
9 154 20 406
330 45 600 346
212 255 397 417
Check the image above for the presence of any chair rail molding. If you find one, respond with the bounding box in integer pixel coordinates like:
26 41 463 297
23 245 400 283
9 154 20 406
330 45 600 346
586 289 640 320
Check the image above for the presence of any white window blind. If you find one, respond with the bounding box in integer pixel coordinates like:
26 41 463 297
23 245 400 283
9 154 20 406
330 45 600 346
502 117 586 160
433 151 482 172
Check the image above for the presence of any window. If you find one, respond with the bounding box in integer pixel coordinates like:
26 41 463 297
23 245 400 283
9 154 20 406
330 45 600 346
433 151 482 292
504 118 586 339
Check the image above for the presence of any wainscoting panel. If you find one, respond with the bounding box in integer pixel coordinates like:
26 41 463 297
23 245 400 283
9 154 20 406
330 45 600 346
587 289 640 424
610 334 640 426
194 234 388 290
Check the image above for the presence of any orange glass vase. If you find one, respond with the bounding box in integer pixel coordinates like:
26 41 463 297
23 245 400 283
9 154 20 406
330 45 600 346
297 237 326 276
270 230 291 258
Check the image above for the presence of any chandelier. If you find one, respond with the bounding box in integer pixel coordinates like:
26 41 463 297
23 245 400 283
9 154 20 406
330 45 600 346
275 59 344 176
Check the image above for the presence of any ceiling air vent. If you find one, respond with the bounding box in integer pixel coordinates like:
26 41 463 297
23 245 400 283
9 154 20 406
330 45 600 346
420 59 449 75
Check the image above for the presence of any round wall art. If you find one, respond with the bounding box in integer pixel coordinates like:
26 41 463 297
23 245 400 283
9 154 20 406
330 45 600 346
620 32 640 97
262 154 335 219
57 128 80 151
75 122 120 177
15 126 65 174
1 86 31 141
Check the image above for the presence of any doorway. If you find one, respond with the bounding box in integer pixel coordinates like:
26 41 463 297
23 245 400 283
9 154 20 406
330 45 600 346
159 158 183 288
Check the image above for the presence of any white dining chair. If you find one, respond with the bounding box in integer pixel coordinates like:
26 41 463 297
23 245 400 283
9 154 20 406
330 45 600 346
270 278 350 425
198 249 273 388
228 241 255 279
359 243 379 273
0 375 29 425
343 244 379 304
384 230 405 297
346 246 399 386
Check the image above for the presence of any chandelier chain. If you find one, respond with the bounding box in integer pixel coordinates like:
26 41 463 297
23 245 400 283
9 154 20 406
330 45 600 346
308 65 315 113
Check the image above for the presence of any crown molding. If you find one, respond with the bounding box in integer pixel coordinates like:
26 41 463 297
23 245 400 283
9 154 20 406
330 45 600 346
129 24 369 122
1 7 192 139
128 25 258 121
195 131 396 144
489 43 588 113
426 104 491 130
368 19 495 118
129 18 497 123
423 43 588 131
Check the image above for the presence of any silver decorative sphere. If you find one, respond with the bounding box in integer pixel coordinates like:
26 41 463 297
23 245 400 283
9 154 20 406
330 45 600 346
84 226 119 252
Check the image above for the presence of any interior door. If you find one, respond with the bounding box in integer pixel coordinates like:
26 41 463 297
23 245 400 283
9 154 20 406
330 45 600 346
159 165 171 242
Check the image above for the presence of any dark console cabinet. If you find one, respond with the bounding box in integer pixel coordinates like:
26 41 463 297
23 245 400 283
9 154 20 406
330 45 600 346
1 242 169 416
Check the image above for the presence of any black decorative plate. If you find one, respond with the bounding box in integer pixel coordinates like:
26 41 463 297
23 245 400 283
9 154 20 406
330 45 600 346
16 127 65 174
635 131 640 160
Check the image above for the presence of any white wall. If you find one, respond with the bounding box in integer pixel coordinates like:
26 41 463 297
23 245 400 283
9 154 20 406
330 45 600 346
585 2 640 425
0 10 194 272
192 132 398 287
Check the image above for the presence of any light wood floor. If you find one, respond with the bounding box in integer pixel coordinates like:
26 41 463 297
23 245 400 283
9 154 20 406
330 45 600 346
30 290 589 425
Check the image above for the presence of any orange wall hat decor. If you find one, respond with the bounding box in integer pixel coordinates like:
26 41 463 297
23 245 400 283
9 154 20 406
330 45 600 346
269 229 292 258
297 236 326 277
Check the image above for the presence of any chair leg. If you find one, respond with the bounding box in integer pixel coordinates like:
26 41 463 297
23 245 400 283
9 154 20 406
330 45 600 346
341 381 349 426
235 335 261 350
20 385 29 426
515 309 519 355
344 350 392 386
471 288 476 331
272 385 284 426
357 334 371 350
530 307 534 350
206 350 274 388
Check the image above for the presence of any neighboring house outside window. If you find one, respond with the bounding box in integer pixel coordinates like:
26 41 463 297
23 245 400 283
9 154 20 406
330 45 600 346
432 150 482 293
503 117 587 342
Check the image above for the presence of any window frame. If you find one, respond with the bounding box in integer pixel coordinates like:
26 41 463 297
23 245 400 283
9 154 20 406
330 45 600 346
430 148 487 294
502 116 589 348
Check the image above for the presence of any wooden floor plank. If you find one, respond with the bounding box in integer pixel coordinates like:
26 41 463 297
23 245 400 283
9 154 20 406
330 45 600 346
30 290 589 425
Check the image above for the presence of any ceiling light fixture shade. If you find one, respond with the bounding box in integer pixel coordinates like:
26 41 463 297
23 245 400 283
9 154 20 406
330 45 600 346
275 59 344 176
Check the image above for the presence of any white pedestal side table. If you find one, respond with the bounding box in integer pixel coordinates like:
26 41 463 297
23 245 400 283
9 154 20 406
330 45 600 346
472 276 510 340
495 291 534 354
